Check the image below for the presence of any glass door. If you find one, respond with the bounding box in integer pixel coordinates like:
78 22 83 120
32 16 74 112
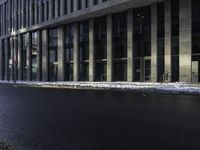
144 59 151 82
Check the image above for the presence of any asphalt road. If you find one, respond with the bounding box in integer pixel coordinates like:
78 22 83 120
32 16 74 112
0 85 200 150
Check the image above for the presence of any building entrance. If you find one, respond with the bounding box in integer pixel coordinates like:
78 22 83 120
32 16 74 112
134 57 151 82
192 61 199 83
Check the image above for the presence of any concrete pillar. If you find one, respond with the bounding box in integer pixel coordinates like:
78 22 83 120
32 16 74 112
107 14 113 82
4 39 8 80
34 0 38 24
60 0 65 15
127 10 134 82
151 3 158 82
29 0 33 26
57 26 65 81
44 0 47 21
18 34 22 80
89 0 93 7
21 0 24 28
164 0 172 81
10 38 14 80
27 33 32 81
73 0 77 11
38 0 43 23
26 0 29 26
82 0 86 9
89 19 95 81
42 29 49 81
13 36 18 81
67 0 71 14
7 0 10 32
36 31 42 81
0 39 2 80
55 0 59 17
49 0 53 19
179 0 192 82
3 3 5 35
73 23 79 81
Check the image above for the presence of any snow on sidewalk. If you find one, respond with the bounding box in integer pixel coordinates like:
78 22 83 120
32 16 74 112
1 80 200 94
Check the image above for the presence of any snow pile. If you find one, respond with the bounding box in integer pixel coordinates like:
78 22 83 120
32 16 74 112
1 80 200 94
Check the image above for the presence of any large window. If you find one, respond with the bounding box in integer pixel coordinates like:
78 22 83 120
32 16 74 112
22 34 28 81
31 32 38 81
79 21 89 81
65 24 74 81
49 28 58 81
171 0 179 82
94 16 107 81
112 12 127 81
133 6 151 82
157 2 165 82
192 0 200 82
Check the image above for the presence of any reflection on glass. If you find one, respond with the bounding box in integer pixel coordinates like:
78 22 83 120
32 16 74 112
49 28 58 81
31 32 38 81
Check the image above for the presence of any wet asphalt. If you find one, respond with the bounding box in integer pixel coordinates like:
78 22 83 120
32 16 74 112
0 85 200 150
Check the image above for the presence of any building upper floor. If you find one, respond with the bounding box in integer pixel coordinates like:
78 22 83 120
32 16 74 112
0 0 163 38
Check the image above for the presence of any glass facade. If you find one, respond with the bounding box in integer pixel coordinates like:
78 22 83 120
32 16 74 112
79 21 89 81
112 12 127 81
133 6 151 82
171 0 179 82
31 32 38 81
22 34 28 81
157 2 165 82
49 28 58 81
192 0 200 82
65 24 74 81
94 16 107 81
0 0 199 83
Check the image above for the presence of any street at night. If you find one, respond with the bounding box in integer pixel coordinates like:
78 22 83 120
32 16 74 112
0 85 200 150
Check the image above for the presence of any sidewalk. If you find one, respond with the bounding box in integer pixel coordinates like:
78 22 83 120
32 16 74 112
1 80 200 95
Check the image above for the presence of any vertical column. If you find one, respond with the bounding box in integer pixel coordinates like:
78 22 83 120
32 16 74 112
42 29 49 81
82 0 86 9
8 0 10 32
107 14 113 82
35 0 38 24
165 0 172 81
27 33 32 81
4 39 8 80
37 31 42 81
30 0 33 25
179 0 192 82
0 39 2 80
3 3 5 35
13 36 18 81
57 26 65 81
67 0 71 14
21 0 24 28
44 0 47 21
89 19 95 81
26 0 29 26
73 23 79 81
151 3 158 82
10 37 14 80
60 0 65 16
89 0 93 7
39 0 43 23
49 0 53 19
127 10 134 82
18 34 22 80
73 0 77 12
55 0 59 17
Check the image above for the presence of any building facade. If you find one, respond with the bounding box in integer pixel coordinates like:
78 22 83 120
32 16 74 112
0 0 199 83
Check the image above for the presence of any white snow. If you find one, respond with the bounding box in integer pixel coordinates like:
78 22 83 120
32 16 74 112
1 80 200 94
